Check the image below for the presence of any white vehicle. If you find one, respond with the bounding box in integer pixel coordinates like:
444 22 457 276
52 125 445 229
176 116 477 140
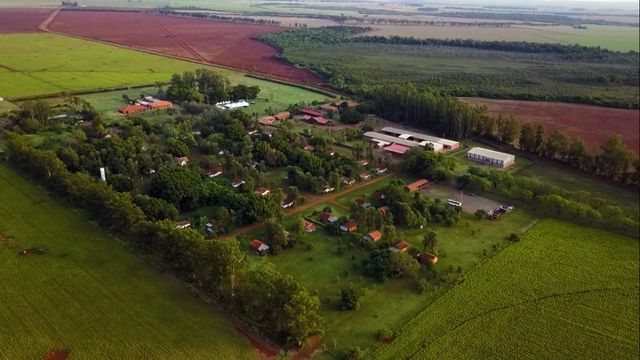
446 199 462 207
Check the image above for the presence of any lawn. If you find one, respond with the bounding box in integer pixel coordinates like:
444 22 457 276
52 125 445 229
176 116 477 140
373 218 639 359
239 191 538 356
0 33 327 111
0 164 259 359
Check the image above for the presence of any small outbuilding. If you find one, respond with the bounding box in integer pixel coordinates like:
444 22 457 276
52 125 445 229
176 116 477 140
364 230 382 242
340 220 358 233
405 179 429 193
250 239 270 254
391 241 409 252
417 252 438 265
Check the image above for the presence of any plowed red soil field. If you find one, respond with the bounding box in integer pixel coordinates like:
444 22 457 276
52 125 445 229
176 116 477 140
49 11 324 85
0 8 52 33
462 97 639 154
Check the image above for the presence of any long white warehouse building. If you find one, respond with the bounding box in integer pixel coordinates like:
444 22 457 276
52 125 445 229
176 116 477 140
380 127 460 150
466 147 515 168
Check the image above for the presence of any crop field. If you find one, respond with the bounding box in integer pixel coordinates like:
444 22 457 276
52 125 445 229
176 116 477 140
359 24 640 52
278 40 639 109
373 219 639 359
240 180 538 356
462 97 639 154
0 164 259 359
0 8 52 33
0 33 327 109
49 11 324 85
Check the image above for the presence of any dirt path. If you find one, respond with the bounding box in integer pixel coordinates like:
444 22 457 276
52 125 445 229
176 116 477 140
37 7 60 32
220 172 394 240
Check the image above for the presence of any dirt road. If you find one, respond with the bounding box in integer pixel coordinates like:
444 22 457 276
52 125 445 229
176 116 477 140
220 172 394 240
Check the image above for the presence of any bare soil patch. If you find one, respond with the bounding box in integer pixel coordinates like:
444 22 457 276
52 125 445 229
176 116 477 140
461 97 639 154
291 335 322 360
42 349 69 360
0 8 53 33
49 11 324 85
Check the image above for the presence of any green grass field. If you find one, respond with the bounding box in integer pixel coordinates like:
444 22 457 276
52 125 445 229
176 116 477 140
240 179 538 356
0 33 327 111
373 218 639 359
0 164 259 359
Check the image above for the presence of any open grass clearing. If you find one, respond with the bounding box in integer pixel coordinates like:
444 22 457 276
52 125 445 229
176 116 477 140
0 163 259 360
373 218 639 359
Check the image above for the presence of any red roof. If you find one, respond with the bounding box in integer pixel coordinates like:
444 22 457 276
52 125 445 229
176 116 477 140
312 116 331 125
148 100 172 109
250 239 265 250
259 116 276 125
118 104 147 114
274 111 291 120
418 252 438 264
355 198 366 206
304 220 317 232
378 206 390 215
300 108 323 117
365 230 382 242
319 212 332 222
394 241 409 251
384 143 410 155
405 179 430 192
342 220 358 232
371 191 384 200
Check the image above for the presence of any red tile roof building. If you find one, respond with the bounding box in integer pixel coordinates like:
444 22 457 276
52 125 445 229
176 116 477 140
405 179 430 192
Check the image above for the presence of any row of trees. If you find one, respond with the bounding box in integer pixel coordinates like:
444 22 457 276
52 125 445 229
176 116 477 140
5 133 322 347
457 166 639 237
166 69 260 104
367 84 639 185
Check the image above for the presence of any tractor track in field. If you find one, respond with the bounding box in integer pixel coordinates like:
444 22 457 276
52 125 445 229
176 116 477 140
147 14 209 64
220 172 395 240
405 286 638 359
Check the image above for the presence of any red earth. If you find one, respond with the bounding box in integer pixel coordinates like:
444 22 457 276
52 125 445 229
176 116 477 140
49 11 325 85
461 97 640 154
0 8 53 33
42 349 69 360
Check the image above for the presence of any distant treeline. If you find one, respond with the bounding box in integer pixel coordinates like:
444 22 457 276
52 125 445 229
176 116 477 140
436 11 637 27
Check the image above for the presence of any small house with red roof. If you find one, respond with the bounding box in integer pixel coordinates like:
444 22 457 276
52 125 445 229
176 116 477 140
378 206 390 215
319 212 338 223
371 191 385 201
206 167 223 178
283 194 296 208
118 104 148 115
405 179 430 193
175 157 189 166
391 241 409 252
255 187 270 196
417 252 438 265
340 220 358 233
300 108 324 117
364 230 382 242
232 179 245 188
274 111 291 121
304 220 317 233
250 239 270 254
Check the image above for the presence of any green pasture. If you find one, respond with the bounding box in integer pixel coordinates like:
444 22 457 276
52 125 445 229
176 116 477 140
0 164 258 360
373 218 639 359
0 33 327 111
241 188 538 356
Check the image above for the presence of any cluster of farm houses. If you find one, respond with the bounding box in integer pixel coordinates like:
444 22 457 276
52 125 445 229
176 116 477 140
117 97 516 256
